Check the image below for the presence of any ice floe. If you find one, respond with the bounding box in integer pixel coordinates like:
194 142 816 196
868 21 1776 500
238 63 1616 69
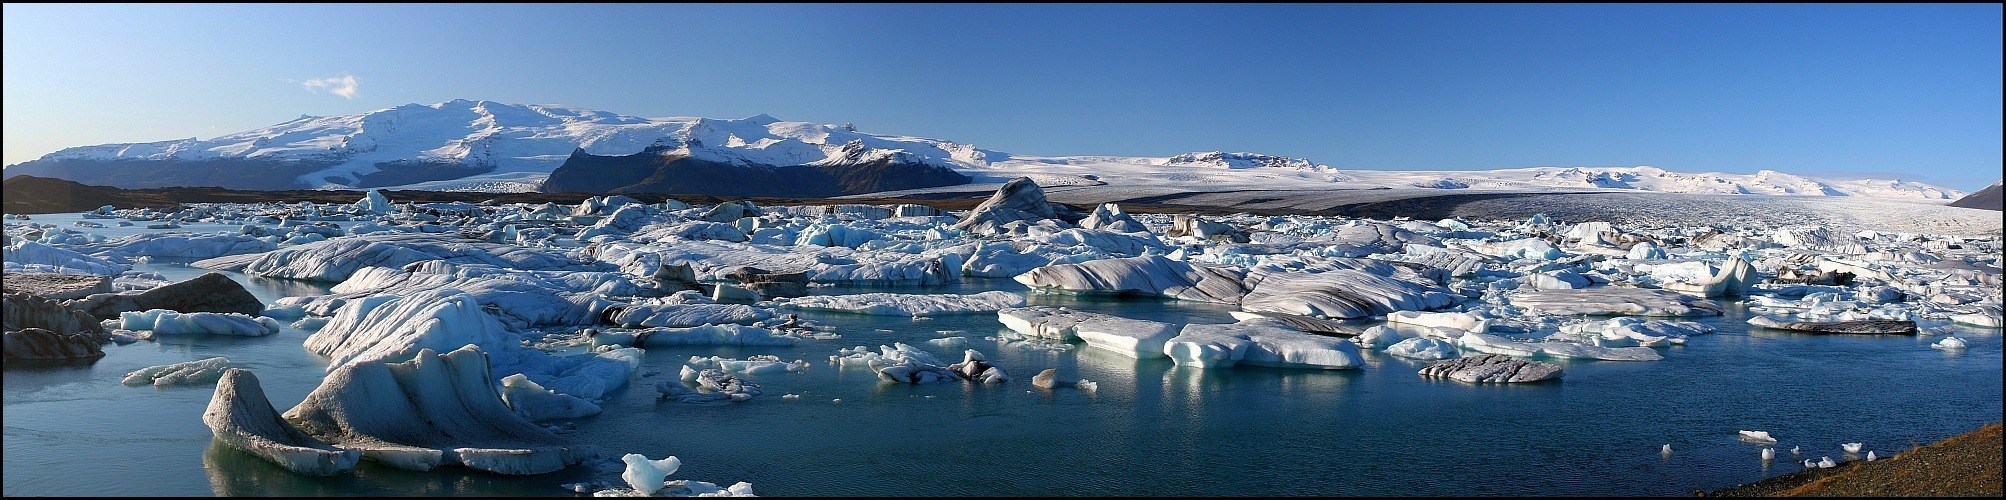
777 290 1025 316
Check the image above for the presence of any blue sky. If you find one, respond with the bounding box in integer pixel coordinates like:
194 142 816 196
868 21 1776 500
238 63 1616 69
4 4 2000 190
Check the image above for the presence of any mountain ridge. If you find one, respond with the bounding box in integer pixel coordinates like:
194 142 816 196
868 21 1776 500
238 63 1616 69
3 99 1967 202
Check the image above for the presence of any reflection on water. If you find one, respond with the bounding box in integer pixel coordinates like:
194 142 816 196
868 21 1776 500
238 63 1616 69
204 439 600 496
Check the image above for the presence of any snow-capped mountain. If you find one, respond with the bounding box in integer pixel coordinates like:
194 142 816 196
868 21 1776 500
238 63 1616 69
1153 151 1338 173
2 99 1967 203
6 99 992 192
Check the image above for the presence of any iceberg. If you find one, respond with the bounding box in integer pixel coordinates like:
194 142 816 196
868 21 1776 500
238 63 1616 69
1073 316 1182 359
499 373 603 421
996 306 1102 340
1239 270 1460 319
1508 287 1725 317
203 369 362 476
1163 319 1361 369
282 345 587 474
124 356 232 386
592 324 798 348
604 303 774 328
117 310 280 336
778 290 1025 316
1385 337 1458 360
1386 311 1491 334
1014 254 1250 304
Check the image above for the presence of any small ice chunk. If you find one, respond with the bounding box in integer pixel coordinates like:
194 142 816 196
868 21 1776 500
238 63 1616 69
1386 337 1459 360
1739 430 1778 443
620 453 681 496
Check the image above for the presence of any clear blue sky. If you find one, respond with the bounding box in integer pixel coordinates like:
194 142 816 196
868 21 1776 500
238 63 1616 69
4 4 2000 190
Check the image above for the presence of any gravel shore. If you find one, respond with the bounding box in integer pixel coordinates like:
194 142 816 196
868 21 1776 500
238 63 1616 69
1702 421 2003 496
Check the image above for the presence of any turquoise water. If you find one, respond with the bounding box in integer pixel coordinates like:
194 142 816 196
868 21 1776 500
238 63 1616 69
4 214 2000 495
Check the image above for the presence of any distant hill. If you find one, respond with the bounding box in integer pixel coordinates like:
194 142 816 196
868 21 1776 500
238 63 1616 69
1948 182 2002 211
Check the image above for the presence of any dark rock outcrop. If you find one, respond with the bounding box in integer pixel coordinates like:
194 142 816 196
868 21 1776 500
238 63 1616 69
3 273 112 300
1418 354 1562 383
3 292 105 339
724 267 809 298
3 328 105 362
1747 315 1918 335
1166 214 1250 243
73 272 263 320
537 146 970 197
1947 182 2001 211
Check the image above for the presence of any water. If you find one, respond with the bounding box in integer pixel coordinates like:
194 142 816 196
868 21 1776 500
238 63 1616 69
4 216 2000 496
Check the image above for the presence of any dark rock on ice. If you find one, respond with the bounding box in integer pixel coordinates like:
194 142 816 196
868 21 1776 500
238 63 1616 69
2 327 105 363
1417 354 1561 383
2 273 111 300
73 272 263 321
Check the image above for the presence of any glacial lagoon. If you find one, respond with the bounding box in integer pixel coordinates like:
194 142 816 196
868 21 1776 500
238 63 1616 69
4 209 1998 495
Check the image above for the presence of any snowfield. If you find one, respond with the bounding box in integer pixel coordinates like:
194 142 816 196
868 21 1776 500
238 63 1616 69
4 99 1970 205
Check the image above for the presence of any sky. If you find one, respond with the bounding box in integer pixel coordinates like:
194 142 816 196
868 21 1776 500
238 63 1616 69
3 4 2000 190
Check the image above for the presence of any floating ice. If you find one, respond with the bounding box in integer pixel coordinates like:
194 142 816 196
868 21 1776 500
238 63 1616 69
1015 254 1250 304
1386 311 1490 334
1239 270 1460 319
1931 337 1969 350
591 324 797 348
1163 319 1362 369
1739 430 1778 443
605 303 774 328
500 373 604 421
124 357 231 386
996 306 1101 340
1385 337 1459 360
1509 287 1725 317
620 454 682 495
779 290 1025 316
1073 316 1182 359
202 369 361 476
282 345 587 474
118 310 280 336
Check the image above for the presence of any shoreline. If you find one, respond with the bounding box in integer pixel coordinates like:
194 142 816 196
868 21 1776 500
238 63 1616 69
1700 421 2003 496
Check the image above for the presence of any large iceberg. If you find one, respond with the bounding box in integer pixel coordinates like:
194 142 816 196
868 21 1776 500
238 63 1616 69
604 303 774 328
203 369 363 476
1014 254 1250 304
1240 270 1460 319
282 346 588 474
1163 319 1362 369
951 177 1066 235
303 288 520 369
117 310 280 336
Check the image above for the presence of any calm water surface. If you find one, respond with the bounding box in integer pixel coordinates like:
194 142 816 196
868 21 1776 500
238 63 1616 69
4 215 1999 496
